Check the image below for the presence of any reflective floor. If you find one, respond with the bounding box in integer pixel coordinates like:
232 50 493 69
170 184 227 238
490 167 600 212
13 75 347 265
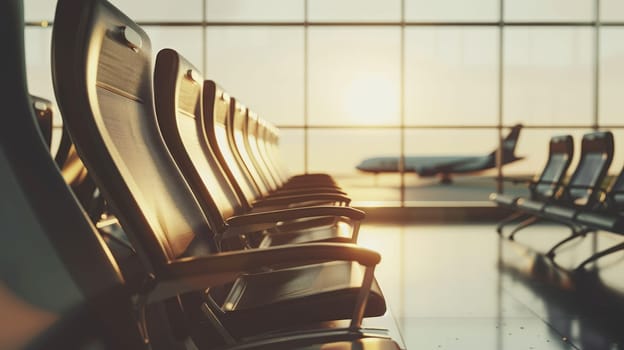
333 174 530 204
358 222 624 350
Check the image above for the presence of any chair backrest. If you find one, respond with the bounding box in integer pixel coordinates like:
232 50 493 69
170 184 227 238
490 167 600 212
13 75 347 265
30 95 53 148
154 49 242 228
533 135 574 198
203 81 260 210
256 117 286 185
564 131 614 206
605 166 624 211
263 121 290 181
245 111 280 190
1 1 143 347
229 101 271 195
52 0 216 272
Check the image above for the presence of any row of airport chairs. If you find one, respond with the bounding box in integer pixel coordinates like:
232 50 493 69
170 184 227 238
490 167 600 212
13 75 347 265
491 131 624 271
0 0 402 349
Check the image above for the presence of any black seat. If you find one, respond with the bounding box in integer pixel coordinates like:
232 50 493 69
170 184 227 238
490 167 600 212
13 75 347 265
154 49 363 247
52 0 385 343
203 81 354 213
558 166 624 270
490 135 573 235
509 131 614 242
244 110 342 194
576 167 624 234
1 1 144 347
255 115 338 189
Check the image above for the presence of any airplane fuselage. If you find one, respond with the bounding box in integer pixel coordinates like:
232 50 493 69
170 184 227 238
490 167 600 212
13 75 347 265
356 154 521 177
355 124 524 182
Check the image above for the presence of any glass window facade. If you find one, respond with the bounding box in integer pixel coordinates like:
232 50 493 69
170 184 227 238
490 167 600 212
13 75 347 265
24 0 623 206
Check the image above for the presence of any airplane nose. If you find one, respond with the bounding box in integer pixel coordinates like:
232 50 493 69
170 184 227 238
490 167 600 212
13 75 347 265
355 161 366 171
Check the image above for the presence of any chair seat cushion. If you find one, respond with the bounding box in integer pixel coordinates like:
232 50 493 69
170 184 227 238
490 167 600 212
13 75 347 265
543 205 577 221
261 220 354 247
576 211 624 234
516 198 546 213
221 261 386 336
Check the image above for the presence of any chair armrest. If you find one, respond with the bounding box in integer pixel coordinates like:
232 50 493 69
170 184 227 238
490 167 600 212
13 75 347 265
272 187 347 196
149 242 380 301
253 193 351 208
224 206 365 236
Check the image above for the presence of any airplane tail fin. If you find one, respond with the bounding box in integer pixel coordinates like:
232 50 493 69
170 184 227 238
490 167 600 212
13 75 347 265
489 124 523 161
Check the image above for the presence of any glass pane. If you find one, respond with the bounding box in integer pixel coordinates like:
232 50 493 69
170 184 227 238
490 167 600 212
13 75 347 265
109 0 203 22
206 0 303 22
601 0 624 22
308 0 401 22
405 27 498 126
403 129 498 203
144 27 203 70
206 27 304 125
277 129 305 175
504 0 594 22
405 0 499 22
503 27 594 126
25 27 61 126
308 129 401 204
600 28 624 126
308 27 401 126
24 0 57 22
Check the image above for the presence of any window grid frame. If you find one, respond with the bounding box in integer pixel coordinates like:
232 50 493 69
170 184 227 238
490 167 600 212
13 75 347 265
25 0 624 207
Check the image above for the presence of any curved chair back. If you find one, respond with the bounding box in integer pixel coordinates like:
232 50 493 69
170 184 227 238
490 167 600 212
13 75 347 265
245 111 280 190
203 83 260 209
1 1 143 347
154 49 242 229
565 131 614 206
255 117 286 185
229 101 271 195
533 135 574 199
605 166 624 211
52 0 216 274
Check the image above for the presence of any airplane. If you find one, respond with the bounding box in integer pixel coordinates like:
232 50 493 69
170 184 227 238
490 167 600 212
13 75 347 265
356 124 524 184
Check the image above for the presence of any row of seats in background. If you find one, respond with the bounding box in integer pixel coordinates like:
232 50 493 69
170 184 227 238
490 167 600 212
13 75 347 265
1 0 403 349
491 130 624 271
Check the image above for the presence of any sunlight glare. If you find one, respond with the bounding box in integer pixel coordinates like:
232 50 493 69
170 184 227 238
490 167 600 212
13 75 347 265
343 74 399 125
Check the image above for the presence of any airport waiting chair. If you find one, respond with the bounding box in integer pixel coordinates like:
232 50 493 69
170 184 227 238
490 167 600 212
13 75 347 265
154 49 364 247
490 135 574 236
231 102 345 198
52 0 385 343
247 110 342 192
0 1 145 347
257 117 338 188
561 166 624 270
508 131 614 242
203 81 352 211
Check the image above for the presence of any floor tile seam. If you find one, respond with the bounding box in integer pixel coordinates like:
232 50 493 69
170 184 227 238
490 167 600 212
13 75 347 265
501 284 582 350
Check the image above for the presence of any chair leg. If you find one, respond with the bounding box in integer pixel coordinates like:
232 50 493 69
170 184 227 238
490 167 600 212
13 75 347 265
496 211 529 235
545 227 593 259
508 216 540 241
575 242 624 271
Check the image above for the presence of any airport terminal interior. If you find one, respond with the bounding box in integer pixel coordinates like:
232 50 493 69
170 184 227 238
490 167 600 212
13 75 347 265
3 0 624 348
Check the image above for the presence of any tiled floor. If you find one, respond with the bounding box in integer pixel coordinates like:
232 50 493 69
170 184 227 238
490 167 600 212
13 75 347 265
357 222 624 350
